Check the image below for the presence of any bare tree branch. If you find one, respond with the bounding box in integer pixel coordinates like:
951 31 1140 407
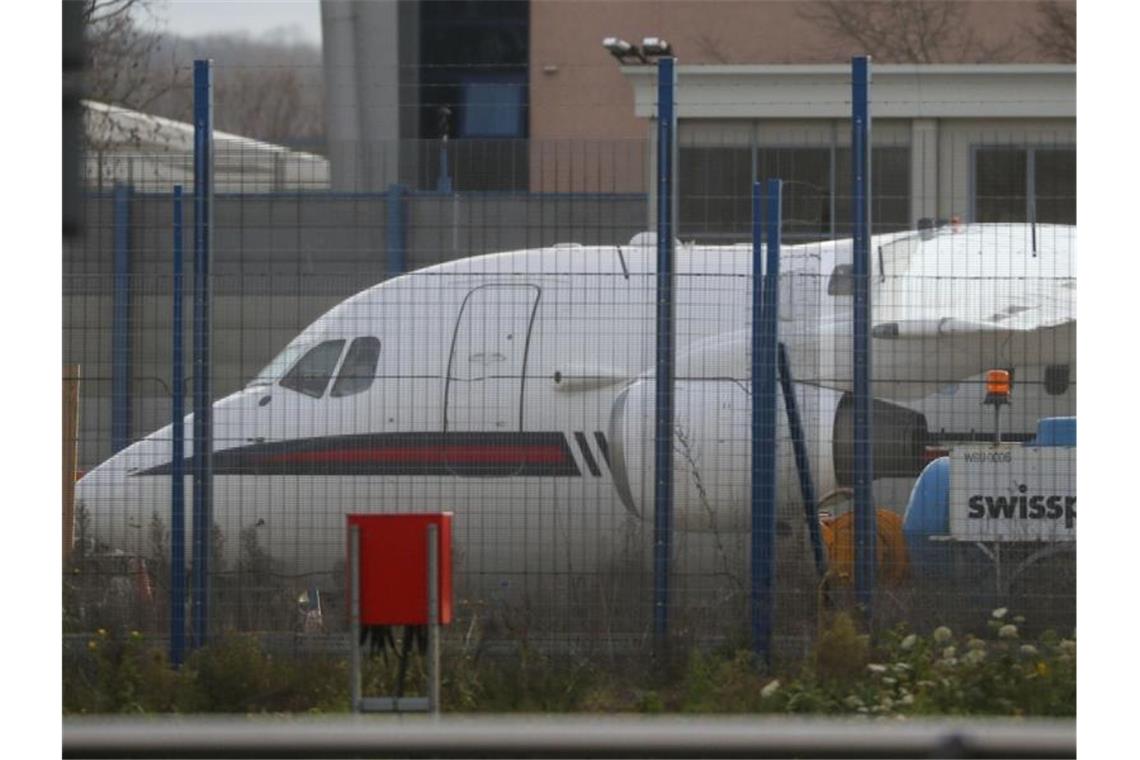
693 33 732 64
797 0 1017 63
83 0 181 152
84 0 139 26
1033 1 1076 62
82 0 324 154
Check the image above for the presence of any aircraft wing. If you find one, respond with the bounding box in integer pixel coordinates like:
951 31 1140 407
862 224 1075 398
677 224 1075 402
871 291 1075 343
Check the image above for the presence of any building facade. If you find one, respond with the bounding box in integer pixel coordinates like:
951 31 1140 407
319 0 1075 239
530 0 1076 240
623 64 1074 242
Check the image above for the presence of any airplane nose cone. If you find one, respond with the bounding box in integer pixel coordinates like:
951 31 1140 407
72 460 126 557
72 435 173 562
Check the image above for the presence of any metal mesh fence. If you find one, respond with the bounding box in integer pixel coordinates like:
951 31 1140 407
63 58 1075 662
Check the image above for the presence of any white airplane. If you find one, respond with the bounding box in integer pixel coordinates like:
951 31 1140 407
73 222 1075 622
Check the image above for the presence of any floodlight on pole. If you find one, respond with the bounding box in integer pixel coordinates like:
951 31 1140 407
603 37 647 64
641 37 673 57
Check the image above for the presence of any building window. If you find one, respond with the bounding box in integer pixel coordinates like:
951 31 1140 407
1034 149 1076 225
834 146 911 239
758 148 833 241
460 76 526 138
417 0 529 192
679 146 752 241
678 143 910 244
973 146 1075 224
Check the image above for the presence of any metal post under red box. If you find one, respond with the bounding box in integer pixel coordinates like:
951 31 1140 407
346 513 453 626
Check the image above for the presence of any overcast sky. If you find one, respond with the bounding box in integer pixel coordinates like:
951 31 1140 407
145 0 322 45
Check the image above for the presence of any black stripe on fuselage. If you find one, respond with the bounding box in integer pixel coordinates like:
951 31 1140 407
594 431 611 468
134 431 582 478
574 431 601 477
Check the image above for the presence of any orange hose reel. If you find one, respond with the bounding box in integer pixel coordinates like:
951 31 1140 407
820 508 909 586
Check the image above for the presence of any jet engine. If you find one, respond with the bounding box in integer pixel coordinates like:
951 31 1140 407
608 378 929 531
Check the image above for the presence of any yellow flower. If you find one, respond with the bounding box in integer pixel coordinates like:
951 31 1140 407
1036 661 1049 677
87 640 97 652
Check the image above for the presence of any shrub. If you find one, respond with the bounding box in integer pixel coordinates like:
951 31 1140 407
178 634 283 712
63 610 1074 716
64 629 180 713
814 612 870 683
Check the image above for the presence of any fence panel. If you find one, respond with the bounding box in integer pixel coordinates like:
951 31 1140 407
64 61 1075 664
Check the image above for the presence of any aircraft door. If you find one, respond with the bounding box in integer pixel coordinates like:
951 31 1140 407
445 284 540 437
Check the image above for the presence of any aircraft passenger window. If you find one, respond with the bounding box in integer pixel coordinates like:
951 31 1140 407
279 340 345 398
827 264 854 295
331 337 381 397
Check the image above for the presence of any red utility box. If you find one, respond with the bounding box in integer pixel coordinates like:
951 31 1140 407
347 513 453 626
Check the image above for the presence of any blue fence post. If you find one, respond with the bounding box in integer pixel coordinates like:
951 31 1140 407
752 179 782 665
191 59 215 650
749 180 763 659
653 55 676 649
386 183 406 277
171 185 186 668
111 182 133 454
851 55 876 623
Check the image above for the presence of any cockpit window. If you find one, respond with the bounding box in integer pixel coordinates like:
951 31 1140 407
279 340 345 398
330 337 381 397
827 264 854 295
249 341 313 387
